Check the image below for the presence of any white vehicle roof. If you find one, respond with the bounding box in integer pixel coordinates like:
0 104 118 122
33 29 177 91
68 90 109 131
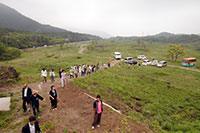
114 52 121 54
138 55 145 57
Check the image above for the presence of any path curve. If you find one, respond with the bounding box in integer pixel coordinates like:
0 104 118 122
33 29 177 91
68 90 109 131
79 44 89 54
168 64 200 72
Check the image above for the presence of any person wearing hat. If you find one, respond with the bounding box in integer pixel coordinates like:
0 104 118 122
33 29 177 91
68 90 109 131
92 95 103 129
30 90 44 117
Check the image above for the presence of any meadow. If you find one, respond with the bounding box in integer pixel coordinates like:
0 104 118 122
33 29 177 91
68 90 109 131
0 40 200 132
0 42 109 84
73 41 200 132
72 64 200 132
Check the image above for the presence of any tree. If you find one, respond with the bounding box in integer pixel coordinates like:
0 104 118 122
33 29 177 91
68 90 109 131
168 44 184 62
0 42 21 61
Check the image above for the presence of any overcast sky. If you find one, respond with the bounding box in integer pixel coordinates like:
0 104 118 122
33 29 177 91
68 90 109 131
0 0 200 37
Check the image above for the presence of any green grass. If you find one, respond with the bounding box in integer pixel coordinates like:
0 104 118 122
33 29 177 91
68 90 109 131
0 40 200 132
85 41 200 69
0 42 108 84
40 121 54 132
72 64 200 132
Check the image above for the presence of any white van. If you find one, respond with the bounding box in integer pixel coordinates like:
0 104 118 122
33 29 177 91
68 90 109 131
114 52 121 60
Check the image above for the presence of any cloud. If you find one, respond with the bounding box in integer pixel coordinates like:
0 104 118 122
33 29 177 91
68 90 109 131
0 0 200 36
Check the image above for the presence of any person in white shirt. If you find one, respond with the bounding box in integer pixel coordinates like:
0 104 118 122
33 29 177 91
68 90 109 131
49 69 55 83
22 84 32 112
61 70 66 88
70 67 74 79
41 68 47 83
22 116 41 133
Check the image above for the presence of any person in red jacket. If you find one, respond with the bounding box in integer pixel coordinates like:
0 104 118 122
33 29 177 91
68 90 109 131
92 95 103 129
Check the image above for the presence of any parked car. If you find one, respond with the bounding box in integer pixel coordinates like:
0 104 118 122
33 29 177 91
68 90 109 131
137 55 147 60
157 61 167 68
124 57 137 64
151 60 158 66
142 59 152 66
114 52 121 60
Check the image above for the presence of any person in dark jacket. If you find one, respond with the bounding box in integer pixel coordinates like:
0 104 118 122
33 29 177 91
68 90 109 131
22 84 32 112
49 85 57 110
22 116 41 133
59 68 62 78
92 95 103 129
30 91 44 117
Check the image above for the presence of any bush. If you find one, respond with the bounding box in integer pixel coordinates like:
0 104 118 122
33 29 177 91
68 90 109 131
0 43 21 61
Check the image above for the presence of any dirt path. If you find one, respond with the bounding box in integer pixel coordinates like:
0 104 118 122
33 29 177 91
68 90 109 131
168 64 200 72
0 44 151 132
79 44 89 54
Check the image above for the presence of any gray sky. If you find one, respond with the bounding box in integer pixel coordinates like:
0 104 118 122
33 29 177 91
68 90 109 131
1 0 200 36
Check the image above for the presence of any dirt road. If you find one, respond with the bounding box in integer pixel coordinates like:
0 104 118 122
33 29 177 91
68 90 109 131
79 44 89 54
168 64 200 72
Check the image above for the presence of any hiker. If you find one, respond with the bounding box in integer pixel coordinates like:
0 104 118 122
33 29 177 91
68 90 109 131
92 95 103 129
138 63 141 68
22 116 41 133
49 85 57 110
118 63 121 68
108 62 111 68
70 67 74 79
74 67 78 78
30 91 44 117
59 68 62 78
49 69 55 82
61 70 66 88
81 64 85 76
41 68 47 83
22 84 32 112
96 63 99 71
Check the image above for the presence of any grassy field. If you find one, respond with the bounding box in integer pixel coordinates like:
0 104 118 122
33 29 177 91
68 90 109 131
86 40 200 69
0 40 200 132
0 40 199 84
72 64 200 132
0 42 109 84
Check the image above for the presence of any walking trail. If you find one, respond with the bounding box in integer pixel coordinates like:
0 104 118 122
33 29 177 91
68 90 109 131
168 64 200 72
1 44 151 133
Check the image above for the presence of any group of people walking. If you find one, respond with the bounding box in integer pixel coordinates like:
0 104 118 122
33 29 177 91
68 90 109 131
22 84 58 115
22 83 59 132
69 64 100 79
41 68 56 83
22 64 106 132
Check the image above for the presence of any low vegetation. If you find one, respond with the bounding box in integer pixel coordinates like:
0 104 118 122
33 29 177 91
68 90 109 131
0 42 21 61
0 40 199 132
72 65 200 132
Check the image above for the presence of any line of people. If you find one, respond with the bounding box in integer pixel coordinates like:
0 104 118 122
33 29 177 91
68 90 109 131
69 64 99 79
21 62 111 132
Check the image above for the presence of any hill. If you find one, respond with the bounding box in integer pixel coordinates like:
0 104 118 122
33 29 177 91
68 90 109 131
0 3 66 33
0 2 101 43
109 32 200 43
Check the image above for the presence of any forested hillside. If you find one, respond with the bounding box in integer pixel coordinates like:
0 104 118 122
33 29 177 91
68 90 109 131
0 2 101 49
